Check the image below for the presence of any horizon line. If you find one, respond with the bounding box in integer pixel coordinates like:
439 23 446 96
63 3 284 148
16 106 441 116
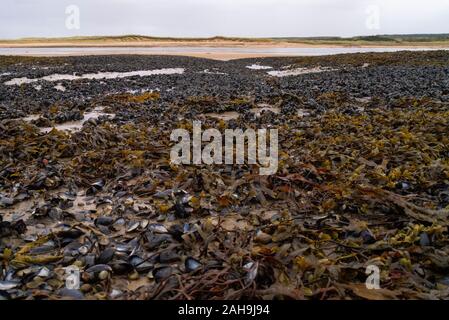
2 33 449 42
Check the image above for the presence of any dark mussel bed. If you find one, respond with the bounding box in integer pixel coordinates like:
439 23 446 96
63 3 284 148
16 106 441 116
1 51 449 300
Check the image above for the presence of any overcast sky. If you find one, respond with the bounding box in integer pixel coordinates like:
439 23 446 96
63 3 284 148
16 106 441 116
1 0 448 39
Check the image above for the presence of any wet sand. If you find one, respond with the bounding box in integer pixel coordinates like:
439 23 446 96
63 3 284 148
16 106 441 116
1 40 448 60
2 39 449 48
0 49 285 61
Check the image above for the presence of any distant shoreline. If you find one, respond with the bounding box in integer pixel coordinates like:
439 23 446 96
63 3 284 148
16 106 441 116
2 34 449 49
1 40 449 49
1 36 448 61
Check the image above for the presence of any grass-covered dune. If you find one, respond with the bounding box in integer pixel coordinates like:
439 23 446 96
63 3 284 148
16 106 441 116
1 34 449 47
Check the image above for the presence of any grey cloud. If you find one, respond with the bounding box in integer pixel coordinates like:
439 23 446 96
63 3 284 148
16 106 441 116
0 0 448 39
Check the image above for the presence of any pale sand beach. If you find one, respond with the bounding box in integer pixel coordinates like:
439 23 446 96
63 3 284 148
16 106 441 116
0 47 286 60
1 41 448 60
2 38 449 48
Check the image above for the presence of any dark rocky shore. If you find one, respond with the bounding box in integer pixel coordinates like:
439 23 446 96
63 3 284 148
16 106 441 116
1 51 449 300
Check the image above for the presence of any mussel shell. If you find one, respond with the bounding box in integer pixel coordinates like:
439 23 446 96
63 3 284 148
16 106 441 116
129 255 144 266
0 196 14 208
126 221 140 233
145 233 173 249
185 257 202 273
153 189 174 199
85 264 112 275
37 267 51 278
174 202 188 218
0 281 20 291
148 223 168 234
91 179 105 189
86 180 105 196
56 228 84 239
78 245 89 255
153 267 173 283
115 243 132 253
168 224 184 240
29 241 56 255
420 233 431 246
109 260 133 275
96 247 115 264
83 254 96 267
360 230 376 244
59 191 76 202
95 216 114 226
159 250 180 263
57 288 84 300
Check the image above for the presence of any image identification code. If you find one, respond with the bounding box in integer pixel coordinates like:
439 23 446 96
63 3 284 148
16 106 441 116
178 304 270 317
